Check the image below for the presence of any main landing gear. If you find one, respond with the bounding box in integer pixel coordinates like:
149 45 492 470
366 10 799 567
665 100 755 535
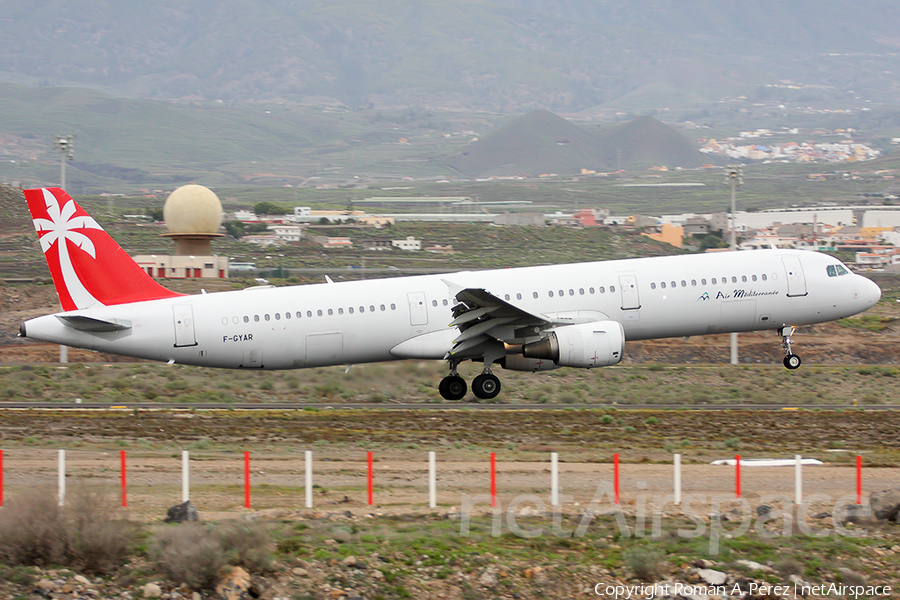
438 361 502 400
780 326 802 370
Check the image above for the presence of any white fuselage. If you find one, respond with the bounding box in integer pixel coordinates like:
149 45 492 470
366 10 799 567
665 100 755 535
22 249 881 370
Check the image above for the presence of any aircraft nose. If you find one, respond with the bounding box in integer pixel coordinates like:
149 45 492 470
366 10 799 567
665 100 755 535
869 278 882 306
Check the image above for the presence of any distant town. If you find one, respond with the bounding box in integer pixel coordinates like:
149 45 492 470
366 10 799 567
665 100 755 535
220 199 900 275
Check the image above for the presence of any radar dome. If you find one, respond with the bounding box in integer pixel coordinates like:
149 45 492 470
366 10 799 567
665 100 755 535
163 184 223 235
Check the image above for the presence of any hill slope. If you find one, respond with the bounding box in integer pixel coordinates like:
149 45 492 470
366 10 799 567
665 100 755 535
2 1 900 111
446 111 705 176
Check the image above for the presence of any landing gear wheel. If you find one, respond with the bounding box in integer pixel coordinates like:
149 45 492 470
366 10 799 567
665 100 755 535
439 375 467 400
783 354 802 370
472 373 501 400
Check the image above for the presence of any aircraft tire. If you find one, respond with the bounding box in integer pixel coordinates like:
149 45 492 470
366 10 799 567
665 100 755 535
439 375 467 400
472 373 501 400
783 354 802 369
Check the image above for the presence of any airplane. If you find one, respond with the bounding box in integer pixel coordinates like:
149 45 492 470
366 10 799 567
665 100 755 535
19 187 882 400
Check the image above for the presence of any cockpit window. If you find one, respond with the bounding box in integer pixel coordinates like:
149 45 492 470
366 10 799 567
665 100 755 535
827 264 850 277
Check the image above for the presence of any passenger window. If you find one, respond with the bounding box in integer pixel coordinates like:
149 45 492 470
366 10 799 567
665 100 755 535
711 278 717 285
761 274 767 281
433 300 438 307
504 294 510 301
681 280 686 287
599 286 605 293
285 312 291 320
579 288 584 295
359 306 365 313
370 305 375 312
752 275 757 282
701 279 707 285
732 276 737 283
670 281 676 288
589 287 595 294
444 299 449 305
661 282 666 289
380 304 385 311
296 311 302 318
349 307 354 314
254 315 260 322
317 310 323 317
391 303 396 310
516 293 522 300
338 308 343 315
327 309 333 316
265 314 271 321
233 317 239 324
244 316 249 323
549 291 554 297
742 276 747 283
533 292 539 299
651 283 657 290
558 290 564 297
569 289 574 296
610 286 616 292
275 313 280 320
691 279 697 286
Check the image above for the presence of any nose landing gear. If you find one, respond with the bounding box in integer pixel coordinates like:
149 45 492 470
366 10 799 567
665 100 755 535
780 326 802 369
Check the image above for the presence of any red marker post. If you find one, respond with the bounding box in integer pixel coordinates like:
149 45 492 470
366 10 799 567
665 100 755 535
735 455 742 499
367 451 374 506
244 451 251 509
856 455 863 505
613 453 620 505
120 450 127 508
490 452 497 508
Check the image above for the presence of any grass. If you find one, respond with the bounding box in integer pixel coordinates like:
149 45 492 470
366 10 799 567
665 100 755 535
3 360 900 408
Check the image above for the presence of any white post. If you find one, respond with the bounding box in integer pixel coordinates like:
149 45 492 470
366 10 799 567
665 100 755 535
428 451 437 509
182 450 190 502
58 449 66 506
550 452 559 507
794 454 802 505
673 453 682 506
305 450 313 509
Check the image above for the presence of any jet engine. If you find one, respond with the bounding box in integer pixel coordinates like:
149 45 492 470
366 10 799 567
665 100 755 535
500 354 561 372
521 321 625 368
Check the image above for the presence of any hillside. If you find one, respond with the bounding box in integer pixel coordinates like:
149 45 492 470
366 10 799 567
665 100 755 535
446 111 705 176
2 1 900 112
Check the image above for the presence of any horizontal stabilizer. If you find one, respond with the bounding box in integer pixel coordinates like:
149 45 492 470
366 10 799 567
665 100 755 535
57 315 132 332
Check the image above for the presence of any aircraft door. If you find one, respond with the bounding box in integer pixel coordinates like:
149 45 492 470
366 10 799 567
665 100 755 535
618 275 641 310
782 256 808 297
173 304 197 347
408 292 428 326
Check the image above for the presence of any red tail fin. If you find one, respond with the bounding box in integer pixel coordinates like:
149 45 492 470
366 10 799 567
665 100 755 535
24 187 184 311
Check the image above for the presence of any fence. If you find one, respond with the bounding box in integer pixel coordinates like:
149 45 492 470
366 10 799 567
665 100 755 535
0 448 878 514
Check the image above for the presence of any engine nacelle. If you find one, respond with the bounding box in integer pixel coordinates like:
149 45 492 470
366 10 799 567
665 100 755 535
500 354 561 372
522 321 625 368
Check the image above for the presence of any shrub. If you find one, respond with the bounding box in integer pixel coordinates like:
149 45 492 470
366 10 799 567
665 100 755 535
151 521 274 590
0 486 138 574
623 545 666 580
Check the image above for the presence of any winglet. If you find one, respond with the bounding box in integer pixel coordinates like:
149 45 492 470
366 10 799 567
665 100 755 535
24 187 184 311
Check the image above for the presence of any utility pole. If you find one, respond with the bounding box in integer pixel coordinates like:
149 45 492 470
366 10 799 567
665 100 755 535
53 134 75 365
725 165 743 366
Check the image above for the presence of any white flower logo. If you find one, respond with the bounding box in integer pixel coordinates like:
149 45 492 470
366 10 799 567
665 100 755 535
32 188 104 308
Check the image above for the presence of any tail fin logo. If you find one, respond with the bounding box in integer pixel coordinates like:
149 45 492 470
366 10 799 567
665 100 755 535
25 187 184 311
32 188 104 309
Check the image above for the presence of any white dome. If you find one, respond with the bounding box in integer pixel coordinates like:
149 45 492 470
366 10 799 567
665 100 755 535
163 184 223 235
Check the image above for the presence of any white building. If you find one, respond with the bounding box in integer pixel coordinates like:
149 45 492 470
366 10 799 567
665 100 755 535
268 224 302 242
392 236 422 251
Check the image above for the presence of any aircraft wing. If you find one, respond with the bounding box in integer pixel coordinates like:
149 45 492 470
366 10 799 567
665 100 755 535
448 287 554 358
